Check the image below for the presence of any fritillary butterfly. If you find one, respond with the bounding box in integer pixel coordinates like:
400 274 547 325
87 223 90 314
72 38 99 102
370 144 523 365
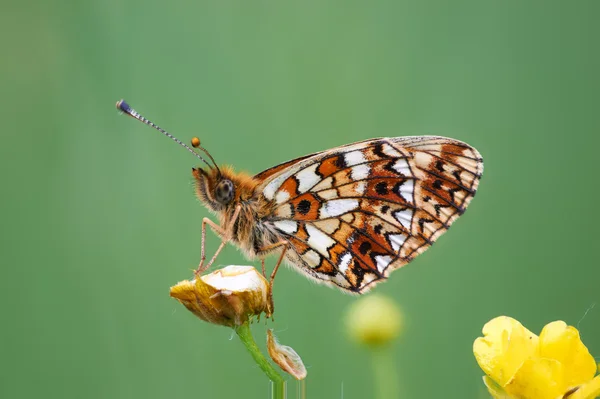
117 100 483 294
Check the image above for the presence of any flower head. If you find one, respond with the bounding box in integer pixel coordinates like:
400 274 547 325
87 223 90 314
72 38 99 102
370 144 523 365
345 294 403 347
474 316 600 399
170 265 271 328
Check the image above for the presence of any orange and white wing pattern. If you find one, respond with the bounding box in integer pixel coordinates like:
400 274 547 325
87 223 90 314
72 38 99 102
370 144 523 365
256 137 483 293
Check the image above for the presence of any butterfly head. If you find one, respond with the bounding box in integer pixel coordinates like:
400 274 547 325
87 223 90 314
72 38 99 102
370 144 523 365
191 163 258 213
192 166 236 211
190 134 249 212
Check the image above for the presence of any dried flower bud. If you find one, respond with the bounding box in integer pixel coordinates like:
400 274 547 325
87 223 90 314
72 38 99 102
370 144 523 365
267 329 307 380
345 294 403 347
170 265 270 328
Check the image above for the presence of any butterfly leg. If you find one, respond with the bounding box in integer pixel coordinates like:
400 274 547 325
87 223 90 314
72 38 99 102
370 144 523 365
260 259 266 278
196 204 243 275
196 218 225 274
256 240 289 317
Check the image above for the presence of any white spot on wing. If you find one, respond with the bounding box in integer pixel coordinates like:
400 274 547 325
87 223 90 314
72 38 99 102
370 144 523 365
319 199 359 218
394 209 414 230
275 204 293 218
303 250 321 268
382 144 402 158
296 164 321 193
338 253 352 274
344 150 366 166
263 173 289 200
275 190 290 204
351 164 370 181
332 273 351 288
306 224 336 258
392 159 411 176
374 255 392 273
399 179 414 203
361 273 377 286
388 234 406 252
273 220 298 235
355 181 366 194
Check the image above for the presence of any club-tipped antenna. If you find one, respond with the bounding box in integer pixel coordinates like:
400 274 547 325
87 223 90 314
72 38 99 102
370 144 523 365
190 137 220 171
116 99 218 173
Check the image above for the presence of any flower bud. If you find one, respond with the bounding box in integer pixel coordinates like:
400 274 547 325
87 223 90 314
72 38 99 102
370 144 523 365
266 329 307 380
170 265 270 328
345 294 403 347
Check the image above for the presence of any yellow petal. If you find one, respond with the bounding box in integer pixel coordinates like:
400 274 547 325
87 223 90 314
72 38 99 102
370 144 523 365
503 358 566 399
569 375 600 399
482 376 514 399
473 316 539 386
538 321 597 388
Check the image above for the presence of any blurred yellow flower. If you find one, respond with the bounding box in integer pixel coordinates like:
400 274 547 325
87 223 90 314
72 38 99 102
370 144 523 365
474 316 600 399
170 265 271 328
345 294 403 347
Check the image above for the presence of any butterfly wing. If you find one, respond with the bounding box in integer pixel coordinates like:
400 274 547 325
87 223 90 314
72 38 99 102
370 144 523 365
254 137 483 293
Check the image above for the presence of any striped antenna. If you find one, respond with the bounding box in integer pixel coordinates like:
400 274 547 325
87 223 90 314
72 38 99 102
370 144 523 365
116 99 217 172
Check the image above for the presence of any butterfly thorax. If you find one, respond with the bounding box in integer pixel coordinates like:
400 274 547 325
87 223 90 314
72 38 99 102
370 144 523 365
192 166 282 258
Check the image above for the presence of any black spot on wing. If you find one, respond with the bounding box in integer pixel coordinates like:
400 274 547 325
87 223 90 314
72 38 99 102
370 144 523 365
448 187 461 203
375 181 388 195
383 160 405 176
418 218 434 233
434 203 450 217
297 199 311 215
334 155 347 169
358 241 372 255
373 141 387 158
452 170 462 183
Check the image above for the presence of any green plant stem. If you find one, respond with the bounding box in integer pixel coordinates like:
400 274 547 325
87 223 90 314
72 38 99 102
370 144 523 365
236 322 285 397
296 379 306 399
371 346 400 399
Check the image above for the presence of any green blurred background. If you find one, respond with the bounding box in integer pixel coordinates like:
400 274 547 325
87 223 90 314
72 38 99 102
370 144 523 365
2 1 599 398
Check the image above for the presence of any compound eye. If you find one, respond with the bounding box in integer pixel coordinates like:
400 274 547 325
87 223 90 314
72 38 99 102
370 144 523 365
215 179 235 205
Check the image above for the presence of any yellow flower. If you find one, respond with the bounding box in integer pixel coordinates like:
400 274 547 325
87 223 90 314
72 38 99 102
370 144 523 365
345 294 403 347
474 316 600 399
170 265 271 328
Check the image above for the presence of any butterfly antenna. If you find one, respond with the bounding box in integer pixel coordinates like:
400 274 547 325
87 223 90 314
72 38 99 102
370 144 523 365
190 137 221 174
116 99 215 171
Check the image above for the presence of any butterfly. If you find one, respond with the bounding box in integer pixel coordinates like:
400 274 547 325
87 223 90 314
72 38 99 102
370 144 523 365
117 100 483 294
